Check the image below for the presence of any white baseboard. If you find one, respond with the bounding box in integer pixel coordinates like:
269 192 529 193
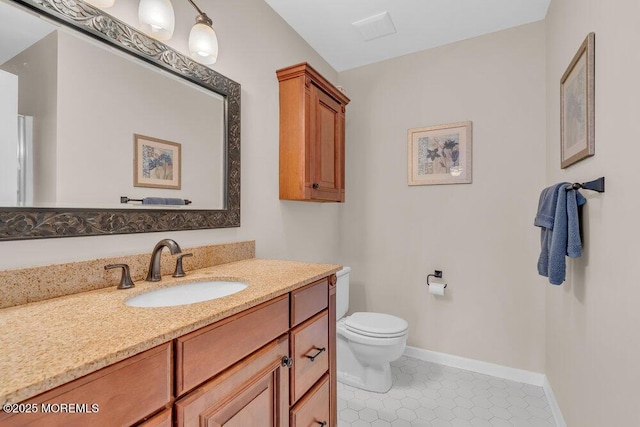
404 346 565 427
404 346 545 386
543 375 567 427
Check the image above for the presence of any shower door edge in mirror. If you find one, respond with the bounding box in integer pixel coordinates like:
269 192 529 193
0 0 240 241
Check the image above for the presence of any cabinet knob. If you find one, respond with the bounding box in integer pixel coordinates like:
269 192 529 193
312 183 319 189
317 422 327 427
281 356 293 368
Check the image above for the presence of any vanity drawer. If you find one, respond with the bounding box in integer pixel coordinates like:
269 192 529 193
0 343 171 427
176 295 289 396
291 278 328 327
290 310 329 404
290 375 330 427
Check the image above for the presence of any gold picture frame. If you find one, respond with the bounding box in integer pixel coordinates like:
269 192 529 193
134 134 181 189
561 32 595 168
408 121 472 185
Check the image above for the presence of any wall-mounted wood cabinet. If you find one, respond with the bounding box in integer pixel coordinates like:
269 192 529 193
277 63 350 202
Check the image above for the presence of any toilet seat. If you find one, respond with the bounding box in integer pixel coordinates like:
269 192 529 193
345 312 408 338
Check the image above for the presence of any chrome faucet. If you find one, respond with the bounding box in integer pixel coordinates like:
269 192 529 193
145 239 182 282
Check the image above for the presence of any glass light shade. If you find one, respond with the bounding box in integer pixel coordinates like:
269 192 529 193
84 0 115 7
138 0 175 41
189 23 218 65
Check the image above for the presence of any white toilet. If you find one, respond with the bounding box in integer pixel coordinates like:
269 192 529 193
336 267 408 393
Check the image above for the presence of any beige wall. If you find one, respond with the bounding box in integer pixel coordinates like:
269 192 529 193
545 0 640 425
0 0 342 269
338 22 547 373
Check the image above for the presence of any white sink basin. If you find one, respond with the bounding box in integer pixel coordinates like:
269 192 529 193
125 280 247 308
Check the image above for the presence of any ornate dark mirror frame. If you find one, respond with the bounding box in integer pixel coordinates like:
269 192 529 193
0 0 240 241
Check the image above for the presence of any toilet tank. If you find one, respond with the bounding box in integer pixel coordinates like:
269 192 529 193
336 266 351 320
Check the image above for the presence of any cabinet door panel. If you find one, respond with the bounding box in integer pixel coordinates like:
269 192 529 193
202 376 272 427
311 86 343 202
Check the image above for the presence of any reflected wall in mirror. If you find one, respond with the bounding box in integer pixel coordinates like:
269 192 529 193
0 0 240 241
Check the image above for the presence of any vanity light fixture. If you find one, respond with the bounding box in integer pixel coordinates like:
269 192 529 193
187 0 219 64
84 0 115 7
138 0 176 41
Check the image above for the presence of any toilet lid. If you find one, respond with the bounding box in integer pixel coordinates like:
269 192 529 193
345 312 408 338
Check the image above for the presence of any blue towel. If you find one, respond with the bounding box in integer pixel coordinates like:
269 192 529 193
535 183 586 285
163 198 186 205
142 197 167 205
142 197 185 205
534 183 567 229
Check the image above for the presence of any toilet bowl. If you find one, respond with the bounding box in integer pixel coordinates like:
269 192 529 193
336 267 408 393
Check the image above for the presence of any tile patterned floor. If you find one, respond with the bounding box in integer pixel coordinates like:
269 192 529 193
337 356 556 427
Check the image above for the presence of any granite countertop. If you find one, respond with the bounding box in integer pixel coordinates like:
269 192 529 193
0 258 341 405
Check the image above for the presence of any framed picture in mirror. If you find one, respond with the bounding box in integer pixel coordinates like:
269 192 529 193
134 134 181 189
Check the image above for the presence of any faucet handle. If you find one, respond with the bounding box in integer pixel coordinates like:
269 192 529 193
172 253 193 278
105 264 135 289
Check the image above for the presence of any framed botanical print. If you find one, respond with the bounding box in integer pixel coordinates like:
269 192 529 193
408 121 472 185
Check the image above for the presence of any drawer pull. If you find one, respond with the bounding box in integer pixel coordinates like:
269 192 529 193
317 422 327 427
306 347 326 362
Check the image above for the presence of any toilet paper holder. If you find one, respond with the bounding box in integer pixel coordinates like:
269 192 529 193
427 270 447 288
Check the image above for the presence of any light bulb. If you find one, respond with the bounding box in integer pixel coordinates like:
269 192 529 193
84 0 115 7
138 0 175 41
189 22 218 65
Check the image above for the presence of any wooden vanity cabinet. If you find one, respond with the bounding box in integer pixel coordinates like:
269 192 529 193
277 63 350 203
6 274 338 427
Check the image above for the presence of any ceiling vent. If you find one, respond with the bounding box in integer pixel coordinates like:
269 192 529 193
352 11 396 41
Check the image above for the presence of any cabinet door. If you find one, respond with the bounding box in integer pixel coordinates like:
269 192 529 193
310 85 344 202
175 336 289 427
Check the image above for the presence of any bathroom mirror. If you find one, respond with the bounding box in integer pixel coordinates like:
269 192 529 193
0 0 240 240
